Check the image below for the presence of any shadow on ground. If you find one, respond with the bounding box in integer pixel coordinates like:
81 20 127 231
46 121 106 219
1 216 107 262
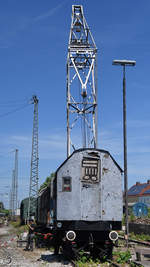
38 253 70 264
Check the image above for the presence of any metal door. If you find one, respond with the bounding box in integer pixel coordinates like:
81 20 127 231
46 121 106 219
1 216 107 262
81 184 101 221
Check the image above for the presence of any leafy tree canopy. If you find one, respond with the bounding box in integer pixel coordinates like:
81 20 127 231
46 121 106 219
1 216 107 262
0 202 4 211
0 209 10 216
39 172 55 192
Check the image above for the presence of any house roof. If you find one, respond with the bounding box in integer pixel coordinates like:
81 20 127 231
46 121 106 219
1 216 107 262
128 180 150 197
143 188 150 195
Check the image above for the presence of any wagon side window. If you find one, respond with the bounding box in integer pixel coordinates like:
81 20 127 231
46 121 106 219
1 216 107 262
62 176 72 192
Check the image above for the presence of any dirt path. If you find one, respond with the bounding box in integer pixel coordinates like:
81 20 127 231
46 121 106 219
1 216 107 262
0 225 72 266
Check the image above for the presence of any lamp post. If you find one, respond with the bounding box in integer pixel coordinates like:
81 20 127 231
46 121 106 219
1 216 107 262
112 59 136 247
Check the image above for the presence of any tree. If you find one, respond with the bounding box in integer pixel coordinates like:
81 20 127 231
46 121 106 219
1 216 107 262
0 202 4 211
39 172 55 192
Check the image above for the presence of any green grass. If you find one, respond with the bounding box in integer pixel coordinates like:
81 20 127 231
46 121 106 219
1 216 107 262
75 250 109 267
118 230 150 242
113 250 131 264
76 259 110 267
129 232 150 242
10 219 28 236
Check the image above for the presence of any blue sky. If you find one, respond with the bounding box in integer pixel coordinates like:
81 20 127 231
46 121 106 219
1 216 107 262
0 0 150 208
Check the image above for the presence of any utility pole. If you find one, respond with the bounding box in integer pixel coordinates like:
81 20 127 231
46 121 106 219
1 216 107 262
112 59 136 247
67 5 98 157
11 169 15 218
14 149 18 213
9 188 12 213
28 95 39 221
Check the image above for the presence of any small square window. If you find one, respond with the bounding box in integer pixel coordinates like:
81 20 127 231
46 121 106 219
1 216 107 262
62 176 72 192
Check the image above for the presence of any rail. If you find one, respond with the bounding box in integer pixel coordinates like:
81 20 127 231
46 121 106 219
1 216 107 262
119 235 150 247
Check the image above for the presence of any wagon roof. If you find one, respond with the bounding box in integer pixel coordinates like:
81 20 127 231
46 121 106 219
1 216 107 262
38 185 49 196
56 148 123 173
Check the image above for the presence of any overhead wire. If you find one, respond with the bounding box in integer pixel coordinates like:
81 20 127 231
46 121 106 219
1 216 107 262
0 97 29 107
0 150 19 158
0 103 30 119
0 97 34 209
0 96 34 119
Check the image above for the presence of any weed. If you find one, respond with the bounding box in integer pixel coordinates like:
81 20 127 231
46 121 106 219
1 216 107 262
75 250 109 266
129 232 150 242
113 250 131 264
129 213 136 222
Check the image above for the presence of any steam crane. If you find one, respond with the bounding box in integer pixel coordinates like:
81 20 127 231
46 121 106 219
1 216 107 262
67 5 98 157
28 95 39 220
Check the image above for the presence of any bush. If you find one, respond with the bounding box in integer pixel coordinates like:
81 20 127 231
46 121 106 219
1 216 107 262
129 213 136 222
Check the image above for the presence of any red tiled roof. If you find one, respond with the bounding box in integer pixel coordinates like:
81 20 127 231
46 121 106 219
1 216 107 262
128 182 150 197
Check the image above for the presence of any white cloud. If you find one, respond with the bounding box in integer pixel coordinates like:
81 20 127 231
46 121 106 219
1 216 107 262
33 1 68 23
12 135 30 142
0 0 68 49
0 132 66 160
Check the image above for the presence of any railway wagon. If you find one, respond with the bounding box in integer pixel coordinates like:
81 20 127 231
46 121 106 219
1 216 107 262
20 198 29 225
37 186 51 226
20 197 36 225
46 148 123 258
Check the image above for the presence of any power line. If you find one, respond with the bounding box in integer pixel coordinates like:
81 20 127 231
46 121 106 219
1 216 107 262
0 103 30 119
0 98 29 107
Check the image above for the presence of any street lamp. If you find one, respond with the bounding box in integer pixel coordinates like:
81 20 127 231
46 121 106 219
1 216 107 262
112 59 136 247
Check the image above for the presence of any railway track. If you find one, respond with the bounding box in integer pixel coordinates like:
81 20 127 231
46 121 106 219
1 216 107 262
70 258 142 267
62 244 136 267
70 259 79 267
118 235 150 266
119 235 150 247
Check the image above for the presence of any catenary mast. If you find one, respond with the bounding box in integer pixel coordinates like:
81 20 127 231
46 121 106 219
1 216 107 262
11 170 15 217
14 149 18 213
28 95 39 220
67 5 98 157
11 149 18 217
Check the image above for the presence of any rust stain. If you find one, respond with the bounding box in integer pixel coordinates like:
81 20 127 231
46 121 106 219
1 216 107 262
102 168 109 175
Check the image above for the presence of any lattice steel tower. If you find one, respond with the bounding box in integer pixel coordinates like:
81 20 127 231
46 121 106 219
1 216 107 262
28 95 39 220
11 170 15 216
14 149 18 212
11 149 18 217
67 5 98 157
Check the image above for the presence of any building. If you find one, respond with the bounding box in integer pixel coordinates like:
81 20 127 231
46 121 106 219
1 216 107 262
128 180 150 207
